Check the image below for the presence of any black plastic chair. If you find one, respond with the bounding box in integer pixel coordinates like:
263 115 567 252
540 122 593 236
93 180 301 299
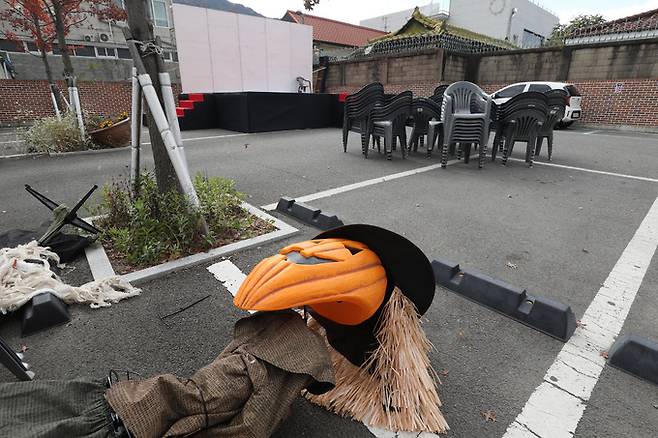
500 106 548 167
430 84 448 104
535 89 567 160
342 82 385 155
491 92 549 162
367 91 412 160
408 98 442 154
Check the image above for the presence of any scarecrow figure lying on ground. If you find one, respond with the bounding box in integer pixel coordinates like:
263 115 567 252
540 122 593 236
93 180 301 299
0 224 448 437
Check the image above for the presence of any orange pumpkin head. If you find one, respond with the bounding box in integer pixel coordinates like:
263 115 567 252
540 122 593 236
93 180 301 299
233 238 387 325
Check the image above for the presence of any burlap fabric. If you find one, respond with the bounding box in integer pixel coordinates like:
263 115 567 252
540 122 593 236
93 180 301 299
0 379 112 438
106 310 335 438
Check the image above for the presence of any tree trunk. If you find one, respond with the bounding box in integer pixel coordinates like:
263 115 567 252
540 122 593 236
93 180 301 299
32 12 62 112
125 0 180 194
52 1 74 78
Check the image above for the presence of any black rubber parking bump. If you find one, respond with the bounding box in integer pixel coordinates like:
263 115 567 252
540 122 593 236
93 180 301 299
608 335 658 386
21 291 71 336
431 258 577 341
275 197 344 230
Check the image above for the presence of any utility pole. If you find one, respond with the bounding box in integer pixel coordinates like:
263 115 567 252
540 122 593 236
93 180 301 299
124 0 180 194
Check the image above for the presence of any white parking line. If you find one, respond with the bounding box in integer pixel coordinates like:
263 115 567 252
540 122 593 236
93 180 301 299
506 158 658 184
206 259 438 438
503 196 658 438
581 130 599 135
261 154 469 211
143 133 250 145
207 259 246 296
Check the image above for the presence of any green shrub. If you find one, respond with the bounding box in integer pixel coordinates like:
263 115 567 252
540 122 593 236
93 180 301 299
96 172 274 270
20 113 91 154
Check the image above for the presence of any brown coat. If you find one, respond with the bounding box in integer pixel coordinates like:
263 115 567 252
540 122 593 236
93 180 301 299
106 310 335 438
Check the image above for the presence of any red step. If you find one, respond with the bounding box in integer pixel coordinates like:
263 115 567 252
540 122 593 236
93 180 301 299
176 107 188 117
187 93 205 102
178 99 195 109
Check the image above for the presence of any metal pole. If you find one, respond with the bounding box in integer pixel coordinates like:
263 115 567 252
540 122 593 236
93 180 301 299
130 67 142 195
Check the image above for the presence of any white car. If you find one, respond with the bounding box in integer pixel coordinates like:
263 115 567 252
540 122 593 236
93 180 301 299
491 82 582 128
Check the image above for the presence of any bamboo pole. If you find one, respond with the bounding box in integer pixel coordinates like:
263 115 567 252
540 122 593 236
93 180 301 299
130 67 142 196
124 35 208 235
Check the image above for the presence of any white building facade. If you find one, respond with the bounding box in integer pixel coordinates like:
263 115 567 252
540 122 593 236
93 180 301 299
360 0 559 48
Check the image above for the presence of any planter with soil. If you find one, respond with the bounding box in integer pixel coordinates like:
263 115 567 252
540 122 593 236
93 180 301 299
89 118 131 148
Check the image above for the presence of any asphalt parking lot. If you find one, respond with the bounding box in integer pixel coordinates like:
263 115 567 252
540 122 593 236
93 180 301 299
1 126 657 438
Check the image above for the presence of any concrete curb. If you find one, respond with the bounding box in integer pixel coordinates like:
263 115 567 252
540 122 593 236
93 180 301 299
83 203 298 285
608 335 658 385
275 197 344 230
432 258 577 341
0 146 131 161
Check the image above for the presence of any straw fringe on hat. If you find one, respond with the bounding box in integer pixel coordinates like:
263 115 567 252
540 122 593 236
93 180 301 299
305 287 449 434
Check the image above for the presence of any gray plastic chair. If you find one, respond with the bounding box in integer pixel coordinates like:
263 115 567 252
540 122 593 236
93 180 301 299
440 81 492 169
342 83 385 155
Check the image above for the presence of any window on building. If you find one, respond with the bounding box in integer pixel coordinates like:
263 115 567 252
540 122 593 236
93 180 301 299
162 51 178 62
95 47 117 58
528 84 551 93
151 0 169 27
495 84 525 99
117 48 131 59
0 39 24 52
25 41 40 53
74 45 96 57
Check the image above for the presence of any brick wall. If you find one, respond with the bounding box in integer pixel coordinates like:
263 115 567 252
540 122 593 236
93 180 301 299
0 79 181 126
323 38 658 128
481 79 658 127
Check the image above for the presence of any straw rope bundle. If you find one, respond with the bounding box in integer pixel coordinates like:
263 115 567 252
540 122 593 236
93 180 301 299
0 240 140 314
305 287 449 434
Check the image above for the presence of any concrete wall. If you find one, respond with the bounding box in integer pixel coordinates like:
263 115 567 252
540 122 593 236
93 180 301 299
476 40 658 83
5 52 180 83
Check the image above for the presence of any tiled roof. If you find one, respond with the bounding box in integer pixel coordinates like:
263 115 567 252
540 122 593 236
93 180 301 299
283 10 387 47
371 7 513 49
571 8 658 37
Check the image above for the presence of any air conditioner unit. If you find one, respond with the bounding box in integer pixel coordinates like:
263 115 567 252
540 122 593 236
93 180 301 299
83 34 93 42
98 33 111 43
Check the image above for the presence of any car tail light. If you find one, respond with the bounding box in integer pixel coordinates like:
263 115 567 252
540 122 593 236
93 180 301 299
564 95 571 106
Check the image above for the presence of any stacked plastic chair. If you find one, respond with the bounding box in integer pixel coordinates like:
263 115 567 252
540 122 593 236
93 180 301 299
366 91 413 160
535 89 567 161
440 81 492 169
490 92 548 162
408 97 443 155
430 84 448 104
491 92 549 167
342 82 385 155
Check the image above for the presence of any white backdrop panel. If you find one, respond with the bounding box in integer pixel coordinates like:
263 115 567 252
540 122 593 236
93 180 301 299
173 4 312 93
207 10 242 92
238 14 268 91
265 19 292 92
174 5 213 92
